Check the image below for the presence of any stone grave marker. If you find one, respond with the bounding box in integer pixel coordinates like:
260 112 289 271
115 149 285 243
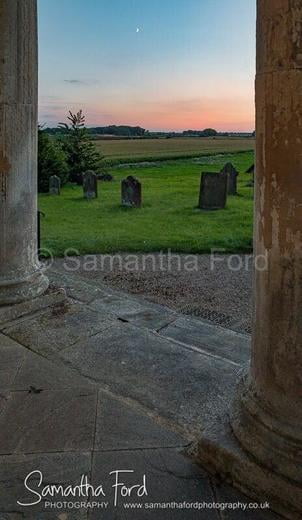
121 176 142 208
246 163 255 174
245 164 255 187
98 172 114 182
221 162 239 195
198 172 227 210
49 175 61 195
83 170 98 199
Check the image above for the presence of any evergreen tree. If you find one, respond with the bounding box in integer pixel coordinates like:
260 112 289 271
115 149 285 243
59 110 103 184
38 127 69 193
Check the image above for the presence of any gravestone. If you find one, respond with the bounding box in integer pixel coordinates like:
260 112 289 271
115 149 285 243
121 176 142 208
49 175 61 195
246 163 255 174
83 170 98 199
198 172 227 210
98 172 114 182
245 164 255 187
221 162 239 195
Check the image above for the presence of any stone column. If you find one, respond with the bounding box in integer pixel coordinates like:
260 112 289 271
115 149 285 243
231 0 302 483
0 0 48 305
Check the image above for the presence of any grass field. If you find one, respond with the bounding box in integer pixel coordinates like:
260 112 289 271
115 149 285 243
39 150 254 257
96 136 255 164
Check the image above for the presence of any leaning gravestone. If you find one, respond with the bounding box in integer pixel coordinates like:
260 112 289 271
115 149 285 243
98 172 114 182
245 164 255 187
246 163 255 174
121 176 142 208
49 175 61 195
198 172 227 210
221 162 239 195
83 170 98 199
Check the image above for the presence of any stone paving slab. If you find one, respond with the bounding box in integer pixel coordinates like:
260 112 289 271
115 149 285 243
0 514 87 519
0 513 87 520
3 302 113 357
0 334 24 349
0 289 66 328
90 448 215 519
95 392 186 451
89 295 176 331
50 270 105 304
52 270 177 331
0 388 97 454
0 451 90 517
10 349 94 391
0 338 25 390
160 316 250 365
60 322 241 435
0 274 278 518
0 392 8 417
213 481 280 519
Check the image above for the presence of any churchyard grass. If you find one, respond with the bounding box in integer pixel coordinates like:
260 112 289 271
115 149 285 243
38 151 254 256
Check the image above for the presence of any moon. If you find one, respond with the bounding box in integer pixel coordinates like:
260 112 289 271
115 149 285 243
136 27 141 33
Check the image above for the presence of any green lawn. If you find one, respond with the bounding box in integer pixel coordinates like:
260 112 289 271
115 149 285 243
39 151 254 256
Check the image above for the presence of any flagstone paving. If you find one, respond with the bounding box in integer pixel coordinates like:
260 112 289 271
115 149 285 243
0 271 279 519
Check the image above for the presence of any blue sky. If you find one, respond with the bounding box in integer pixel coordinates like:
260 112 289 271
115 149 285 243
38 0 256 131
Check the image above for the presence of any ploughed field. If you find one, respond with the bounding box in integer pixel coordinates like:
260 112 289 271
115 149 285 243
39 151 254 256
95 136 254 163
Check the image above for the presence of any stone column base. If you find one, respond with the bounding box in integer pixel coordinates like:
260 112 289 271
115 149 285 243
197 411 302 519
231 376 302 485
0 269 49 306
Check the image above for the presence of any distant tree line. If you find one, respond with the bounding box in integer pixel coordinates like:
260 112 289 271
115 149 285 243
44 125 146 137
89 125 146 136
182 128 217 137
42 125 254 139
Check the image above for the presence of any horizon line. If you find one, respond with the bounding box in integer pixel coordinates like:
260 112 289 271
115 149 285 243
41 124 255 133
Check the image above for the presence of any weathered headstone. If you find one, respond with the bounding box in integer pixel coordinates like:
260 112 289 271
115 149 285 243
246 163 255 174
245 164 255 187
83 170 98 199
198 172 227 210
221 162 239 195
49 175 61 195
121 176 142 208
98 172 114 182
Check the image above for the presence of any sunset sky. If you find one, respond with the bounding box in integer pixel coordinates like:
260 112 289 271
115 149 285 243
38 0 256 132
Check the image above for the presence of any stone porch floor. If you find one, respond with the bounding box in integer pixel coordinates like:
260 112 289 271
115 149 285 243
0 269 279 519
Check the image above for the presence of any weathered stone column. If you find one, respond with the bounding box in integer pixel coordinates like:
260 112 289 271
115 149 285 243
231 0 302 484
0 0 48 304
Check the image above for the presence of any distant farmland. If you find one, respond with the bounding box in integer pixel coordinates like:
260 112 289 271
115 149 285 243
95 136 255 163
